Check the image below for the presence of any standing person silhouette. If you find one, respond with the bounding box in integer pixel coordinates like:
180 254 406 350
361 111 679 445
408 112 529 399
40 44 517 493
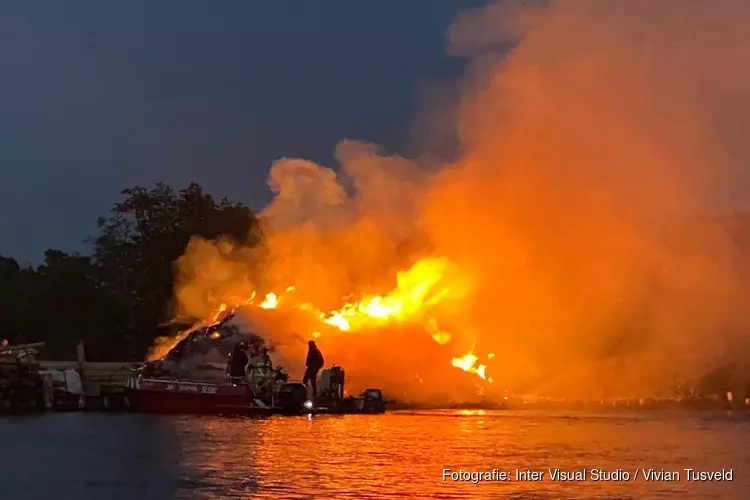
303 340 324 398
228 341 249 380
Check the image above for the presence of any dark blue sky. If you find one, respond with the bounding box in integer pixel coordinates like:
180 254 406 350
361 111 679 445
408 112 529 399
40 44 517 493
1 0 487 262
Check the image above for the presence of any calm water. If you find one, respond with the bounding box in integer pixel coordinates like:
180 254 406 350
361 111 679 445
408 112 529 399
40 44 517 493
0 410 747 499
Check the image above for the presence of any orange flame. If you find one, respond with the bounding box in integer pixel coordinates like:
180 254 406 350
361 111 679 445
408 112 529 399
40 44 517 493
212 303 228 322
259 292 278 309
185 257 493 384
450 352 490 382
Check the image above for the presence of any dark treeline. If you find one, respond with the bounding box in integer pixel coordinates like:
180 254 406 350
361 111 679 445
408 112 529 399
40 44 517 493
0 182 261 361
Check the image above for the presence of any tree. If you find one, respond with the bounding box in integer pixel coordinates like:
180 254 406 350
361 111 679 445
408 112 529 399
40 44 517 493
0 256 26 343
91 182 262 359
0 182 261 360
33 250 118 359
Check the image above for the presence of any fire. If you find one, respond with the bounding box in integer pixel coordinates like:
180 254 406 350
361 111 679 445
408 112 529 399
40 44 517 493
317 257 454 331
212 303 227 322
185 257 494 385
450 352 490 382
259 292 278 309
426 317 452 345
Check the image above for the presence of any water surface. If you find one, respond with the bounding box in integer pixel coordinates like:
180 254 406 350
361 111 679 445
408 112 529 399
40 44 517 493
0 410 747 499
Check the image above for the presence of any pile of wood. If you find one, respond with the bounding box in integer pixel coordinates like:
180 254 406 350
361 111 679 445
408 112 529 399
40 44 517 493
0 341 147 412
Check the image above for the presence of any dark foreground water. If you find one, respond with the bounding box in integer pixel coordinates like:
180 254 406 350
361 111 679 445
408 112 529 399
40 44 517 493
0 410 747 499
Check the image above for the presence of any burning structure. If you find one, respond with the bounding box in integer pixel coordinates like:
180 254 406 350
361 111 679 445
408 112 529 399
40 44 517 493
144 310 270 383
152 0 750 404
130 308 388 415
150 259 496 404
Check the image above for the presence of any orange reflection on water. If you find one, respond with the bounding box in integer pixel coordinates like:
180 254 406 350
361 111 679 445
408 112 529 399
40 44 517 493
456 409 486 416
172 410 744 499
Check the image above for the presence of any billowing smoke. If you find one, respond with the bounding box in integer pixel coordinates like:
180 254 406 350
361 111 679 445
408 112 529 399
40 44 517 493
170 0 750 402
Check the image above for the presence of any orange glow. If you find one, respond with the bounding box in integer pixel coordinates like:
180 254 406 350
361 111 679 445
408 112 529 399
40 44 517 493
457 409 486 416
427 317 452 345
259 293 278 309
450 352 489 381
212 303 228 322
147 329 191 361
182 257 493 384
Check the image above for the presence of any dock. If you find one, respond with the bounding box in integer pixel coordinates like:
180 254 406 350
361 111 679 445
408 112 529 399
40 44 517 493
38 361 143 410
39 361 141 391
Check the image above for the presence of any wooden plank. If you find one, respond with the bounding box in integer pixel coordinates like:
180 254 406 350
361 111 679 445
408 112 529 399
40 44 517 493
0 342 46 353
38 361 144 387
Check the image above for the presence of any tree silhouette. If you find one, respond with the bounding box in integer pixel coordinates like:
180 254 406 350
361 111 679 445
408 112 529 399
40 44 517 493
0 182 261 361
91 182 262 359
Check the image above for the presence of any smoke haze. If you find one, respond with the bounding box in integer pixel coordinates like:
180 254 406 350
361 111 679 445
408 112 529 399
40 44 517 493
171 0 750 401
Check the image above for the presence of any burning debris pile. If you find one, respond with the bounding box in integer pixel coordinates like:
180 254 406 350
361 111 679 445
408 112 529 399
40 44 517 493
150 257 496 403
145 311 279 383
153 0 750 403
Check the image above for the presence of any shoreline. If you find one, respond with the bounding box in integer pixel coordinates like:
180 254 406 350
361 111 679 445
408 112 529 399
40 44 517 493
386 396 746 412
25 360 750 414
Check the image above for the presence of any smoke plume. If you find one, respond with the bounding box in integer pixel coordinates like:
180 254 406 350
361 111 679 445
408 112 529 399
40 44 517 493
171 0 750 402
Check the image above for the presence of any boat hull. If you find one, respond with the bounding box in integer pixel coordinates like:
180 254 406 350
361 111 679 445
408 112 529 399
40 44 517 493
124 378 275 416
124 377 386 416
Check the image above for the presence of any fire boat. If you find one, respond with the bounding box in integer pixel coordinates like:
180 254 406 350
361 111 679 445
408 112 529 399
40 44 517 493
123 312 386 416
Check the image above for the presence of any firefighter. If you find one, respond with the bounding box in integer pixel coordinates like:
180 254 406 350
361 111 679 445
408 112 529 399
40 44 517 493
246 344 272 394
303 340 324 398
247 344 263 373
228 341 249 380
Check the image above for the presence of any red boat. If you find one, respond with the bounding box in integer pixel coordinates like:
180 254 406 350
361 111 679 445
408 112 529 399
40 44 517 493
124 375 386 416
124 377 276 416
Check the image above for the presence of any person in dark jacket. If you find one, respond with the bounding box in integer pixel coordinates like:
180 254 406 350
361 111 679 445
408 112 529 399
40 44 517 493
228 341 249 379
303 340 324 397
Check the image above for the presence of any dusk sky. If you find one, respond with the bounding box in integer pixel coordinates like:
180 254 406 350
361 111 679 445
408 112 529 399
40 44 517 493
1 0 487 262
